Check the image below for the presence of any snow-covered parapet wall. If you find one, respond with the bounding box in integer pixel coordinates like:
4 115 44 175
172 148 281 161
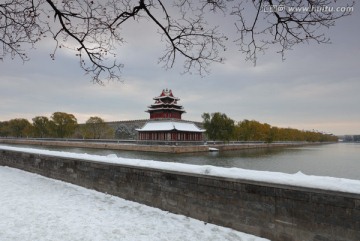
0 145 359 195
0 145 359 240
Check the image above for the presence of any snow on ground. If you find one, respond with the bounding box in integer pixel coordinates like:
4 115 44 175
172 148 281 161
1 145 360 194
0 166 267 241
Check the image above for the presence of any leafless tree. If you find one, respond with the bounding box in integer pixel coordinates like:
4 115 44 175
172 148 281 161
232 0 354 63
0 0 354 84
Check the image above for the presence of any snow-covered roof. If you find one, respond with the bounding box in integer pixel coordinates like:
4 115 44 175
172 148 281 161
148 104 183 108
136 121 205 132
148 102 182 107
154 96 179 100
153 89 180 100
146 107 186 113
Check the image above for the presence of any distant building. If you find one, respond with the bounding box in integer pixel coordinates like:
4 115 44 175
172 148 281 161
136 89 205 142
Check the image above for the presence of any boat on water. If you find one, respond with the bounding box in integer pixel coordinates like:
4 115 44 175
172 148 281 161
208 147 219 152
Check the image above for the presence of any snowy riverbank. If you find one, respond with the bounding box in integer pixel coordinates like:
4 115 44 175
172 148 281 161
0 166 267 241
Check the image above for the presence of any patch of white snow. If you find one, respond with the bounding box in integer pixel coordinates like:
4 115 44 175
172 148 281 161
0 166 268 241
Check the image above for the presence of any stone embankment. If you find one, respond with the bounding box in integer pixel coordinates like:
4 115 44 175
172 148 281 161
0 138 330 153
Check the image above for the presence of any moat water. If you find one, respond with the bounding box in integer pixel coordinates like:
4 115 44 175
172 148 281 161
3 142 360 180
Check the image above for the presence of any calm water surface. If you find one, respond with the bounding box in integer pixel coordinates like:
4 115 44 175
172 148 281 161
5 142 360 180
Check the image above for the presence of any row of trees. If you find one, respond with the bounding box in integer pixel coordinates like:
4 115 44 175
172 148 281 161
0 112 114 139
202 112 338 143
1 111 338 142
343 135 360 142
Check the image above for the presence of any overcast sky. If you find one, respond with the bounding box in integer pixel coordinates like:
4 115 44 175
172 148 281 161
1 3 359 135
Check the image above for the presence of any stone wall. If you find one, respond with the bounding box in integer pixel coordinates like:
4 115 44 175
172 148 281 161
0 138 325 153
0 138 208 153
1 149 359 241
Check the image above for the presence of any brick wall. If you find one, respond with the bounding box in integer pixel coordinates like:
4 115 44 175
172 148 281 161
1 149 359 241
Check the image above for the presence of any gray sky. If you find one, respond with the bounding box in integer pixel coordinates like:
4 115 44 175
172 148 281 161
1 4 359 135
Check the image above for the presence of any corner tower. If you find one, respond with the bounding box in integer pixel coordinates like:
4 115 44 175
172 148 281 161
146 89 185 120
137 89 204 142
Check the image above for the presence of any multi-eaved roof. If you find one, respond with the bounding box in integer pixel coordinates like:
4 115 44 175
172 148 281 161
146 89 186 119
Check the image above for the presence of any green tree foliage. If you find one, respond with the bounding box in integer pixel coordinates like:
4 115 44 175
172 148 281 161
81 116 114 139
5 118 32 137
49 112 78 138
32 116 50 138
202 112 235 141
234 120 271 141
234 120 338 143
203 113 338 142
0 121 10 137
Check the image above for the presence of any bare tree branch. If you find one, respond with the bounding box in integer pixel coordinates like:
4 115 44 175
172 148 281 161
0 0 355 83
232 0 355 64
